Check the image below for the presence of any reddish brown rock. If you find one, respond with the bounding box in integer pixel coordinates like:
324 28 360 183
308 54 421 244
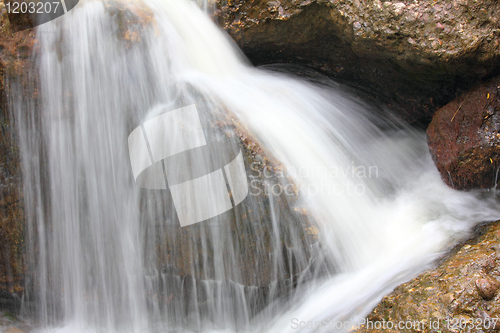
427 76 500 190
476 277 500 300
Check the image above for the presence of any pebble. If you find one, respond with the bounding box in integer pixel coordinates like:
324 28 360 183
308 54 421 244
476 277 500 300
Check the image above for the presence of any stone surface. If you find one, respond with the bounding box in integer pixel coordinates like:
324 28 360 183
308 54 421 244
214 0 500 123
355 220 500 333
427 75 500 190
103 0 156 47
139 102 322 312
0 1 36 311
0 0 158 314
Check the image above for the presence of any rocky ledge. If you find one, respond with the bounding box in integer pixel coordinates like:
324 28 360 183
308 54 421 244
214 0 500 123
427 75 500 190
356 220 500 333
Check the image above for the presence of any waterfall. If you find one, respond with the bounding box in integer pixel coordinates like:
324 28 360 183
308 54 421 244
9 0 500 332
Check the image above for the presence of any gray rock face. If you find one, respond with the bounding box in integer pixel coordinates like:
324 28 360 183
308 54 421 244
214 0 500 123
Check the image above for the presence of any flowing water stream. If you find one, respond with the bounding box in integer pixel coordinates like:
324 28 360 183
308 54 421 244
9 0 500 331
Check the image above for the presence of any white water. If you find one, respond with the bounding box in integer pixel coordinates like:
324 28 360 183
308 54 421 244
9 0 500 332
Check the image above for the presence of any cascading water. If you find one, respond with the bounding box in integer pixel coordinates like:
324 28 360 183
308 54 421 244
8 0 500 332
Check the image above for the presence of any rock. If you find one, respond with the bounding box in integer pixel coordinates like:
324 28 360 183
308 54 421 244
354 220 500 333
427 75 500 190
103 0 156 47
214 0 500 123
124 100 324 314
476 277 500 300
0 0 156 314
140 102 322 308
0 0 35 310
10 1 319 312
5 328 26 333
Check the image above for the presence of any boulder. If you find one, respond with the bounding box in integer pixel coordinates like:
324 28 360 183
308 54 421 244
140 103 322 313
214 0 500 123
427 75 500 190
355 220 500 333
1 0 322 315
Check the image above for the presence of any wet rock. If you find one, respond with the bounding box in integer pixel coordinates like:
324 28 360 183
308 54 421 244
427 75 500 190
3 1 34 33
137 103 323 315
0 1 36 310
0 310 33 331
103 0 156 47
0 0 157 312
476 277 500 300
355 220 500 333
214 0 500 123
2 0 321 316
141 102 321 288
